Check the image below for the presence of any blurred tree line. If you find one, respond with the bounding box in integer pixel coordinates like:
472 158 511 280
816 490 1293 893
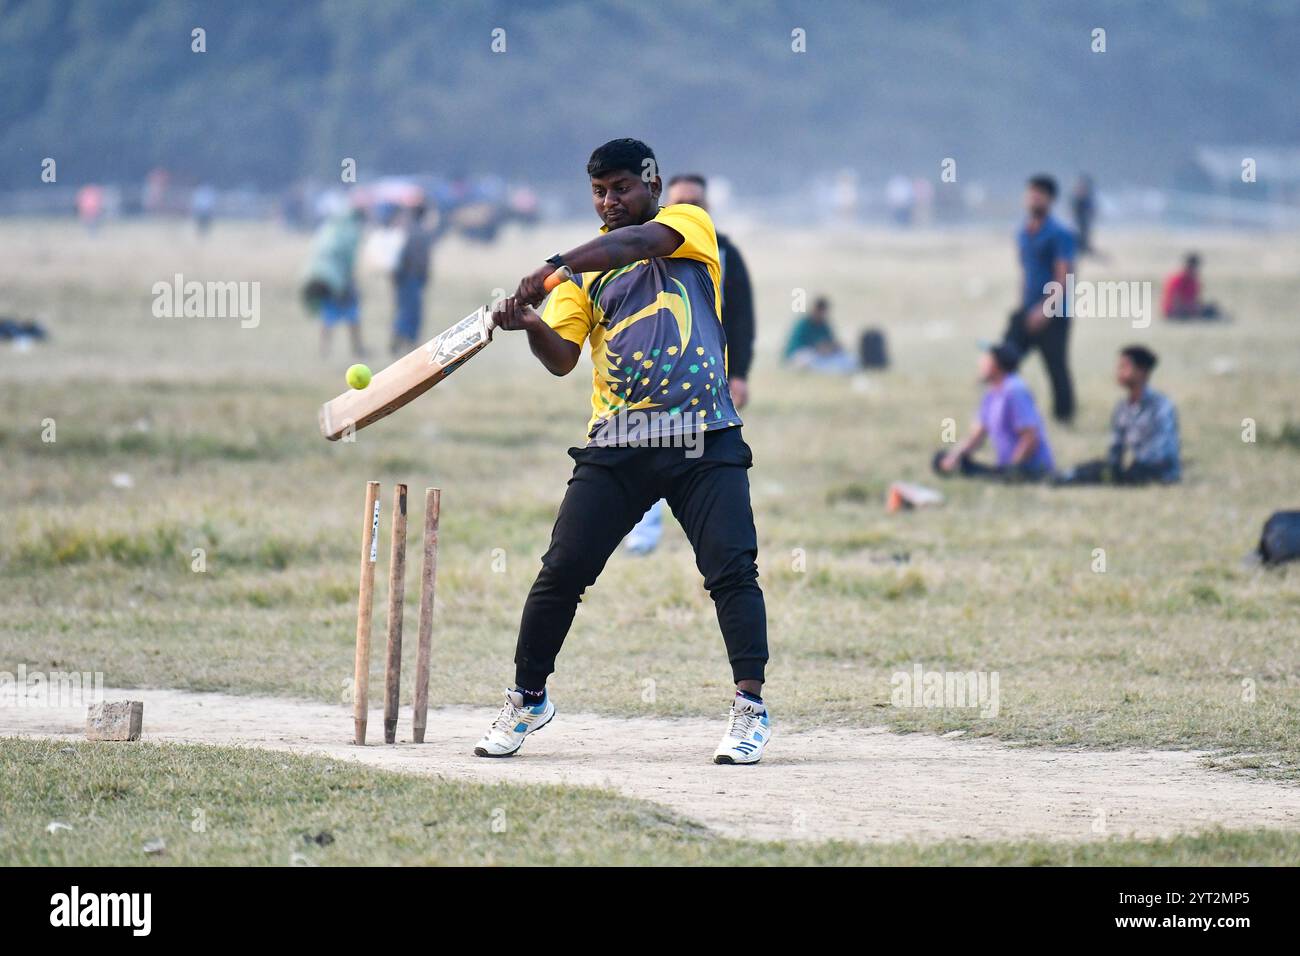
2 0 1298 191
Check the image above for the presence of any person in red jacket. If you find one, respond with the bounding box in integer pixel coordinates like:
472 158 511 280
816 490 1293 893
1162 254 1221 320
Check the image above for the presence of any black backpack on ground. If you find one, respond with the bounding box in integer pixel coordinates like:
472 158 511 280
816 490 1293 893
1258 511 1300 565
859 329 889 369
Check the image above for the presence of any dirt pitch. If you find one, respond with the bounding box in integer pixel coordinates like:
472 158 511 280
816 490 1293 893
7 684 1300 844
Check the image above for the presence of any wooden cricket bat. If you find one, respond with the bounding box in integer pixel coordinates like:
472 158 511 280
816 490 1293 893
319 268 570 440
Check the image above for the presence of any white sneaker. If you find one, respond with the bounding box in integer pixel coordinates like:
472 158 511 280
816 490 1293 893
474 689 555 758
624 499 665 555
713 694 771 765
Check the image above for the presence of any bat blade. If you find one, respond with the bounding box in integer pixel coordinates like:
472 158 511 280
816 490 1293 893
319 306 493 441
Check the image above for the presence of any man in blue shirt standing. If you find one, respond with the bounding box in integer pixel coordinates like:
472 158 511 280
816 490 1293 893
1005 175 1077 424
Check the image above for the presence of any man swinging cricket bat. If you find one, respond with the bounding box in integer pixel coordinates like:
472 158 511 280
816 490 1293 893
474 138 771 764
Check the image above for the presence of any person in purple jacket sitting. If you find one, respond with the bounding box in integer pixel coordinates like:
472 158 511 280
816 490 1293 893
933 341 1055 482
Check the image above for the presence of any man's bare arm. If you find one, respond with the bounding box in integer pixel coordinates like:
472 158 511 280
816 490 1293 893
493 300 580 375
494 219 687 374
1053 257 1071 288
1009 425 1039 465
563 221 683 272
1026 255 1074 331
960 422 988 456
943 423 986 465
525 318 581 376
514 223 684 304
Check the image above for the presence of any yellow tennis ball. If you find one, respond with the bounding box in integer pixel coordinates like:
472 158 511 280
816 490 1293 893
346 364 372 389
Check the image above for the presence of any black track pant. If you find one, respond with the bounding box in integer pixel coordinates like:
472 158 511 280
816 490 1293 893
1005 308 1075 424
513 426 767 690
1054 458 1171 486
930 449 1049 483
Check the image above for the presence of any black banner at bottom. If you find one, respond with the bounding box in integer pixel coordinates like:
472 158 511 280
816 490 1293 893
3 866 1285 940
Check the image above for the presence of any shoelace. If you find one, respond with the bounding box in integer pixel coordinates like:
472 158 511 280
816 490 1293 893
490 699 524 735
727 707 759 740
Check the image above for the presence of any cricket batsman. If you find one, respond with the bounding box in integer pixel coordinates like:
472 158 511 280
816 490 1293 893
476 138 771 764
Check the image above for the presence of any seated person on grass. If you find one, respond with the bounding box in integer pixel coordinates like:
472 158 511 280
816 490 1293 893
1162 253 1221 320
1054 345 1181 486
783 296 857 372
933 341 1055 482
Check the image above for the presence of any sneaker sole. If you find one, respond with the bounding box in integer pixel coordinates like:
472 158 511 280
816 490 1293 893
473 707 555 758
713 752 762 765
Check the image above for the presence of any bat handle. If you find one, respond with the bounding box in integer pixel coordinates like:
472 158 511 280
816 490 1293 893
489 267 572 329
543 266 574 292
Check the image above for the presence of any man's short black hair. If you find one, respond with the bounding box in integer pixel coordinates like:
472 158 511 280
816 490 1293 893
1121 344 1158 372
1027 174 1058 200
989 340 1023 373
587 138 656 180
668 173 707 190
1185 252 1201 268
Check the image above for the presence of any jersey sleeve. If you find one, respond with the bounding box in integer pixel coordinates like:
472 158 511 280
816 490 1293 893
540 275 595 348
1007 387 1039 432
654 204 720 271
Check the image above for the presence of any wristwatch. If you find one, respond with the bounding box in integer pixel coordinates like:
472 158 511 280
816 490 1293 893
546 253 567 269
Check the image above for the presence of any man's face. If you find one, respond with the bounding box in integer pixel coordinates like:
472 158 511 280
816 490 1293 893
591 169 660 230
1024 185 1052 218
1116 355 1143 389
979 352 999 382
666 180 707 209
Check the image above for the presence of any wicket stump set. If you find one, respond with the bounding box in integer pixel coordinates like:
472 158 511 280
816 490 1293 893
353 481 440 745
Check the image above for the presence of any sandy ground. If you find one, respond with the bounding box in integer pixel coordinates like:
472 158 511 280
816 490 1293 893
6 685 1300 844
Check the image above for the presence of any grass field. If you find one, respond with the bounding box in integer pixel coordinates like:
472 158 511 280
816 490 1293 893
2 217 1298 864
7 737 1300 866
